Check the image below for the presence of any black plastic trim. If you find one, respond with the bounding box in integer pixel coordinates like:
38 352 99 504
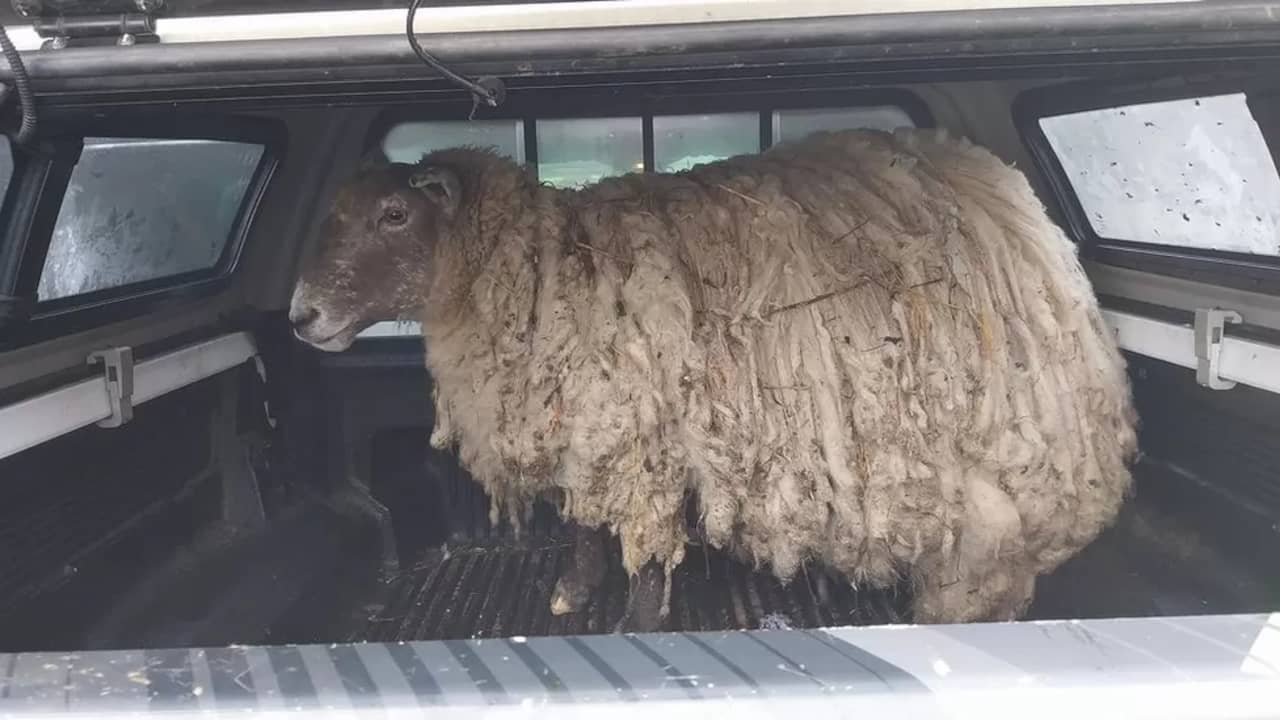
641 114 655 173
0 139 54 297
9 139 79 302
521 116 537 168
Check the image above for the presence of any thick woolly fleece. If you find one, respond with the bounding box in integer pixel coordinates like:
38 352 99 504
419 128 1138 623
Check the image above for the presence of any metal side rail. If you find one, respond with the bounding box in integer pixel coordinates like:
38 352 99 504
0 332 259 461
0 614 1276 718
1104 309 1280 396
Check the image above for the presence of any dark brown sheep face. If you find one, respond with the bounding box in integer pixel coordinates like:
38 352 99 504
289 163 460 351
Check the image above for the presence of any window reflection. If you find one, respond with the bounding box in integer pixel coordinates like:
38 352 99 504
772 106 915 142
537 117 643 188
654 113 759 172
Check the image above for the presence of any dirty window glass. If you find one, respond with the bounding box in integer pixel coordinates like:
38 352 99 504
654 113 759 172
537 117 643 188
37 138 263 302
381 119 525 164
772 105 916 142
1041 94 1280 256
0 139 12 207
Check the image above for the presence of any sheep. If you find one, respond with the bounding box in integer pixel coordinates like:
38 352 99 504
290 128 1138 630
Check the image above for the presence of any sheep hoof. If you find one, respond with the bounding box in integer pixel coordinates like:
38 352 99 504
549 524 607 616
614 561 667 634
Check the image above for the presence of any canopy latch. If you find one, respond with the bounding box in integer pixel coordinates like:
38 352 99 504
1194 308 1241 391
88 346 135 427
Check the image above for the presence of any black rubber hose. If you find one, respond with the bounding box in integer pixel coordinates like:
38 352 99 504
0 22 36 145
406 0 504 109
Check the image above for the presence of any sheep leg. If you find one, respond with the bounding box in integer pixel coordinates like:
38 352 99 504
550 523 608 616
911 476 1037 623
614 560 668 633
815 572 832 608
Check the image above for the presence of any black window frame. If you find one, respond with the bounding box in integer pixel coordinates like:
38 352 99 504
1 139 58 292
1014 75 1280 296
0 113 283 347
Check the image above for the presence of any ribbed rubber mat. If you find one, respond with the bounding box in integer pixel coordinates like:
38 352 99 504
357 538 908 642
1130 354 1280 517
0 390 210 615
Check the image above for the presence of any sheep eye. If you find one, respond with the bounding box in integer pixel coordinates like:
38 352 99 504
383 208 408 226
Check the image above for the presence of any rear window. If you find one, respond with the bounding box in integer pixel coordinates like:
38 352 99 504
537 117 644 188
381 119 525 164
1040 93 1280 256
37 137 264 302
653 113 760 172
772 105 917 142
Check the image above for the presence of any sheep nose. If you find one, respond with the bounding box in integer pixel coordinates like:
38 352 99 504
290 306 320 330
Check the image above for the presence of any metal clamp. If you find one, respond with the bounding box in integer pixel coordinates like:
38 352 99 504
16 1 163 49
88 346 134 427
1194 308 1241 390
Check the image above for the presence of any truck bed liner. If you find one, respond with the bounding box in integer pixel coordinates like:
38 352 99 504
357 540 907 642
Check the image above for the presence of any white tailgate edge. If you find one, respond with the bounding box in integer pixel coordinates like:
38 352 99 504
0 332 257 461
1103 309 1280 396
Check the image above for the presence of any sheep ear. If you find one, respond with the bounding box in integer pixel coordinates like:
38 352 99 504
409 167 461 215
